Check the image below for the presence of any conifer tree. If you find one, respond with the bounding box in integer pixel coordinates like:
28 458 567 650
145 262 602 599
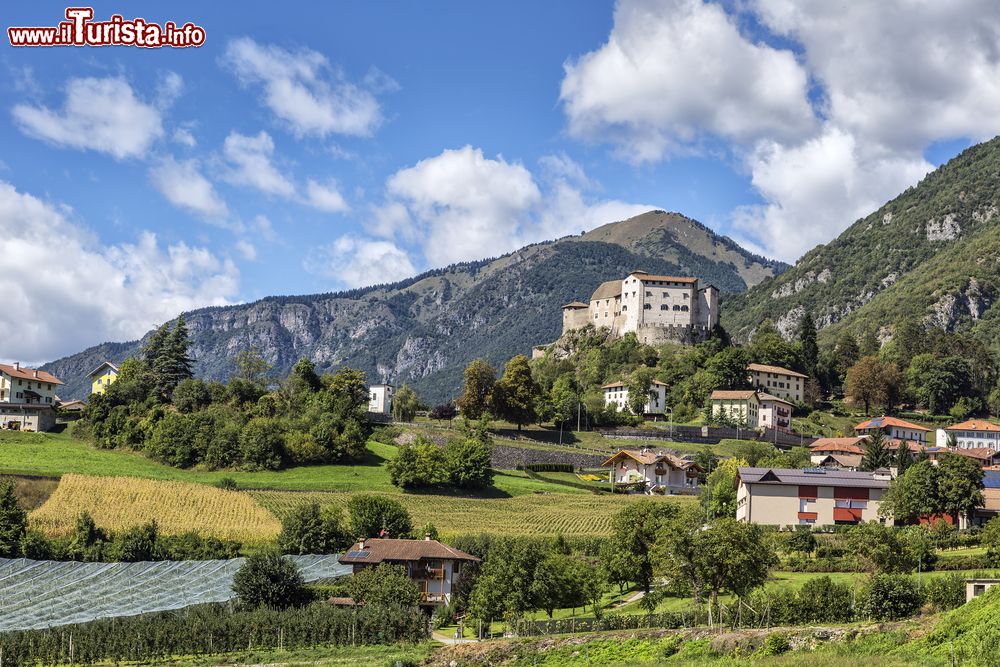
893 438 911 476
861 430 890 471
0 480 27 558
799 311 819 377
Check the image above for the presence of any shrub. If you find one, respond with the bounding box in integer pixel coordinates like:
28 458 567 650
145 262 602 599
214 477 238 490
446 436 494 489
924 572 967 612
278 503 351 555
232 551 309 609
350 563 420 607
430 404 457 421
387 439 449 488
858 574 923 620
172 378 211 413
348 495 413 539
795 575 854 623
109 521 158 562
239 417 286 471
760 632 790 656
146 412 200 468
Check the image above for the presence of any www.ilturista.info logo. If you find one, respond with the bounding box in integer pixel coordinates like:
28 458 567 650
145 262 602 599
8 8 206 48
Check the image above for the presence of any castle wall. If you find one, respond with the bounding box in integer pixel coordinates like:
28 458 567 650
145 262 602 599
589 295 622 331
562 307 590 335
634 323 713 346
697 286 719 328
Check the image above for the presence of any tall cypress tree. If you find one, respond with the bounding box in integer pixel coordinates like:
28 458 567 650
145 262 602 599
861 430 889 471
799 311 819 377
893 438 911 476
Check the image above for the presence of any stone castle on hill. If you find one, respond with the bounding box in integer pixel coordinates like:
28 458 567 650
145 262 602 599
560 270 719 345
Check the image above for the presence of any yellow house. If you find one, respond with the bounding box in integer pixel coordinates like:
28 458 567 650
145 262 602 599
88 361 120 395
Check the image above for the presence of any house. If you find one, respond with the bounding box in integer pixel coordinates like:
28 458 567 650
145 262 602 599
0 363 64 432
855 416 929 444
758 393 793 432
602 380 668 416
814 454 864 470
368 384 393 415
925 447 999 468
936 419 1000 450
88 361 119 395
968 470 1000 527
735 467 892 527
338 536 479 607
602 448 701 493
57 399 87 413
561 270 719 345
708 389 760 427
965 579 1000 603
809 437 868 464
748 363 807 403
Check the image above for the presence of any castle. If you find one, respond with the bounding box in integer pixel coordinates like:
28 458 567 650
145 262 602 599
561 271 719 345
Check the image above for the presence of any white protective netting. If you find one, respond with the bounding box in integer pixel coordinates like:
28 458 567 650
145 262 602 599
0 555 349 631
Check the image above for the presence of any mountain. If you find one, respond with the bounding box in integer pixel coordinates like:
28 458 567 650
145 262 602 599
722 137 1000 346
43 211 787 403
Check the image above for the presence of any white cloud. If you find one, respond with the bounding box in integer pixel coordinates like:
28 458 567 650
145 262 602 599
560 0 815 162
731 128 933 260
373 146 655 267
235 239 257 261
12 77 165 159
173 127 197 147
222 37 383 138
0 180 238 363
304 235 416 288
149 156 229 221
305 178 349 213
222 131 295 197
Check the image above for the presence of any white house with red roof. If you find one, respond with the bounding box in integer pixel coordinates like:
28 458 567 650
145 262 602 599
0 362 64 432
936 419 1000 450
602 448 701 493
855 415 929 444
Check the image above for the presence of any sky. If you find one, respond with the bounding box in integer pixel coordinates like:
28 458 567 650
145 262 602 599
4 0 1000 364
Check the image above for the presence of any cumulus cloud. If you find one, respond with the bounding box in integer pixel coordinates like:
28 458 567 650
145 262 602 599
221 37 384 138
148 156 229 221
222 131 296 197
371 146 654 267
12 76 166 159
561 0 1000 260
0 180 238 363
305 178 350 213
304 235 416 288
235 239 257 261
560 0 815 162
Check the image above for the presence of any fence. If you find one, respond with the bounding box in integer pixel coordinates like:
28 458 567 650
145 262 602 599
597 425 817 450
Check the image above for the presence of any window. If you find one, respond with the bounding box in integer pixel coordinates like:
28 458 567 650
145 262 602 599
645 291 652 297
16 392 22 399
48 383 52 390
622 305 627 311
683 293 689 299
643 303 651 310
45 397 51 403
680 305 689 312
17 380 22 386
673 305 680 311
662 292 668 298
660 304 668 310
835 499 867 509
799 498 815 512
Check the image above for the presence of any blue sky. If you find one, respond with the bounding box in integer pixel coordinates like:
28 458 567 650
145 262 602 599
3 1 998 363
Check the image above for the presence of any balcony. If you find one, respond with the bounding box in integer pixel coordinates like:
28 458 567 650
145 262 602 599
420 592 448 604
833 507 863 523
797 512 818 521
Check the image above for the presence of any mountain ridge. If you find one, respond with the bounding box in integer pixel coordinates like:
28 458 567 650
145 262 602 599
42 210 787 402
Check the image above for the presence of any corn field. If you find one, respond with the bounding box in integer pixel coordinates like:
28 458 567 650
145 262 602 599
30 475 281 543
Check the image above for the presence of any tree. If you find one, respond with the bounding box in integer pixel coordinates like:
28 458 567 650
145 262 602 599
467 537 547 625
858 574 922 621
861 430 890 471
879 460 937 522
350 563 420 607
234 347 272 386
704 347 750 391
232 551 308 608
172 378 211 413
859 329 881 357
392 384 420 422
278 503 350 554
547 374 580 427
610 500 677 593
846 356 903 415
387 439 449 488
493 355 539 430
934 452 984 521
845 522 913 574
347 494 413 539
798 311 819 377
981 515 1000 566
286 358 321 397
747 320 800 371
530 553 578 617
785 526 817 555
456 359 497 420
700 456 748 519
834 331 860 379
0 480 27 558
694 518 776 606
239 417 285 470
446 434 494 489
110 521 159 561
430 403 457 421
893 438 912 475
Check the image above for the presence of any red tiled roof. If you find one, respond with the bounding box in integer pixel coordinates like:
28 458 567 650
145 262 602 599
956 448 998 461
885 439 926 453
709 389 757 400
562 301 589 309
601 449 701 471
602 380 667 389
0 364 63 385
629 273 698 284
338 538 479 565
946 420 1000 432
747 363 807 379
855 416 929 432
757 392 793 406
810 437 868 455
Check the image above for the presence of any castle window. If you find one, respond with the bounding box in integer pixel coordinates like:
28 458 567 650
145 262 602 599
673 305 680 311
622 305 627 311
643 304 651 310
683 293 689 299
681 305 689 312
662 292 668 298
660 304 668 310
645 291 652 297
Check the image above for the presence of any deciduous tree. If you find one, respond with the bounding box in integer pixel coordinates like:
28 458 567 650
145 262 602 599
493 355 539 430
457 359 497 420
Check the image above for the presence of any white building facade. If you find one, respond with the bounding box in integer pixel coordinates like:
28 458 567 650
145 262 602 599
936 420 1000 449
602 380 668 416
368 384 393 414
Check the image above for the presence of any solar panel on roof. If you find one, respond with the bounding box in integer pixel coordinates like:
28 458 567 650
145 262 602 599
803 468 827 474
985 472 1000 489
345 550 370 559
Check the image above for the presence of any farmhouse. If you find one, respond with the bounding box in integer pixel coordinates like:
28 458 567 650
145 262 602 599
602 380 668 416
338 537 479 607
602 448 701 494
368 384 393 415
88 361 119 396
809 437 868 463
748 363 807 403
0 363 64 432
561 270 719 345
735 467 892 527
855 416 929 444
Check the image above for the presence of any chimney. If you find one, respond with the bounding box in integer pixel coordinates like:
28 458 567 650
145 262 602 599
424 532 432 541
359 538 366 550
33 370 38 378
13 362 19 371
